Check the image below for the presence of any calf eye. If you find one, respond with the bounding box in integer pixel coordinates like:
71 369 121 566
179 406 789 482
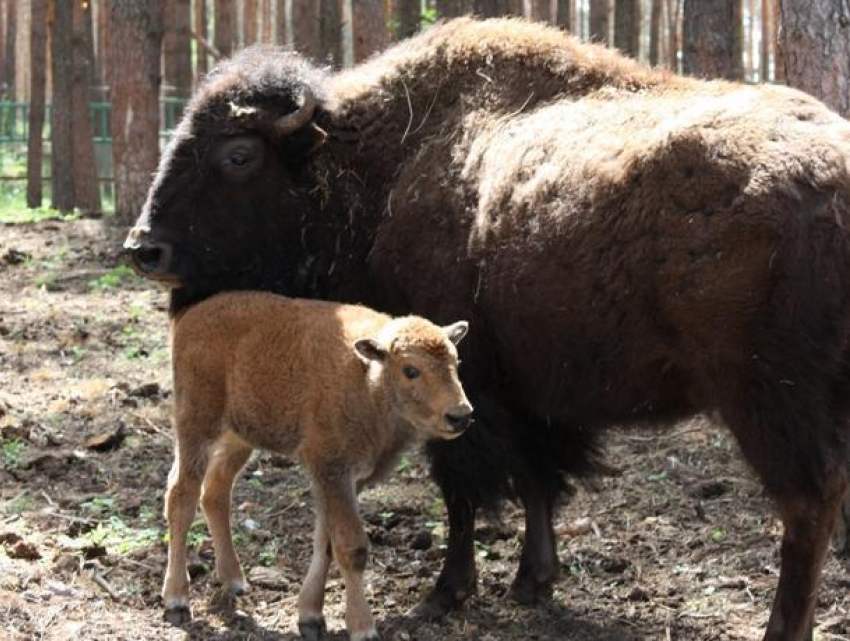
230 152 248 167
403 366 421 380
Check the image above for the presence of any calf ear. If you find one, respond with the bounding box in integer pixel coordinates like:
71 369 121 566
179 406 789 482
354 338 388 364
443 321 469 345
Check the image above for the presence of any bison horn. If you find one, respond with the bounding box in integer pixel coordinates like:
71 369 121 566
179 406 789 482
274 87 317 136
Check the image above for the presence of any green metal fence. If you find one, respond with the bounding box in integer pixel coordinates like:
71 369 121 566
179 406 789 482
0 98 187 144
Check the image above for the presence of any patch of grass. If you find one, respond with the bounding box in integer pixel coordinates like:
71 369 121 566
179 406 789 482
89 265 137 291
3 494 32 515
2 438 27 469
81 496 117 516
84 516 162 555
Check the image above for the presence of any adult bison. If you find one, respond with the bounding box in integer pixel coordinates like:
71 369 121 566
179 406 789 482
125 18 850 641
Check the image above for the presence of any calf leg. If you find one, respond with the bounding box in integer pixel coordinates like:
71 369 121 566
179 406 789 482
511 476 560 604
311 468 378 641
833 439 850 555
297 512 331 641
162 443 208 624
200 433 253 596
410 488 478 619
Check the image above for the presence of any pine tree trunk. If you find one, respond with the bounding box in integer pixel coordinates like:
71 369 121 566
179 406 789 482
71 0 101 212
4 0 16 98
649 0 662 65
319 0 342 64
214 0 236 56
352 0 386 62
95 0 110 87
51 0 74 212
524 0 549 21
779 0 849 116
276 0 287 44
292 0 319 59
110 0 163 225
772 0 783 81
244 0 259 44
163 0 192 96
194 0 208 82
683 0 742 79
614 0 640 58
555 0 571 30
26 0 47 208
15 0 31 101
395 0 420 39
667 0 681 71
261 0 273 42
590 0 610 45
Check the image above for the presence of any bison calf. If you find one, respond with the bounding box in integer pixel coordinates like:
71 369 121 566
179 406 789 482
162 291 472 640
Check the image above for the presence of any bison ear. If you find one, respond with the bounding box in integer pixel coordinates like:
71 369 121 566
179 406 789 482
354 338 388 364
443 321 469 345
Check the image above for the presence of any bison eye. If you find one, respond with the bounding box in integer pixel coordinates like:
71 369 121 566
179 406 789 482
403 366 421 380
213 135 265 181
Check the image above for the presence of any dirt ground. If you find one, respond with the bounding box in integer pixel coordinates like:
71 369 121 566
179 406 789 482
0 216 848 641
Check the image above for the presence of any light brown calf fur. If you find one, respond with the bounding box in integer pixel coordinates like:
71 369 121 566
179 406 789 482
162 291 472 640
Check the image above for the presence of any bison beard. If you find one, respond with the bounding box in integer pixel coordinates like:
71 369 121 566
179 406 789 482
126 18 850 640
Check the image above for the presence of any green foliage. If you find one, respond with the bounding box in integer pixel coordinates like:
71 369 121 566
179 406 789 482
84 515 162 555
2 438 27 469
89 265 137 291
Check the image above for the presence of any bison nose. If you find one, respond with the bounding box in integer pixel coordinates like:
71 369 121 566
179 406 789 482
123 228 174 277
445 407 473 434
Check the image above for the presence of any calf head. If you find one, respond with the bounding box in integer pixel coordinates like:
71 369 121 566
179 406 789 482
122 47 330 306
355 318 473 440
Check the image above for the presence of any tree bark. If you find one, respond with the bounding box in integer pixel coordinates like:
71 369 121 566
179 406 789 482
261 0 273 42
15 0 31 101
292 0 319 59
110 0 163 225
352 0 386 62
667 0 681 71
194 0 208 82
319 0 342 64
395 0 420 39
244 0 259 45
71 0 101 212
3 0 16 98
683 0 742 80
779 0 849 116
555 0 571 30
276 0 286 44
590 0 610 45
163 0 192 96
214 0 236 56
614 0 640 58
524 0 549 21
51 0 74 212
26 0 47 208
649 0 662 65
436 0 463 17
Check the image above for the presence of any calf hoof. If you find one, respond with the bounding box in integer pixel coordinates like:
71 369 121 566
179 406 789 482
510 574 555 605
163 605 192 626
297 616 327 640
225 579 249 596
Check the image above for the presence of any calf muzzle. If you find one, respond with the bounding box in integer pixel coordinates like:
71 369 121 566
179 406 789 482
445 409 473 434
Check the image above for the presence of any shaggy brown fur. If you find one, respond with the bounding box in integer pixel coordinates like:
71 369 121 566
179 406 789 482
162 292 471 640
127 18 850 641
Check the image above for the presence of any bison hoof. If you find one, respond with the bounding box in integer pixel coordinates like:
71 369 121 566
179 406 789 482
298 616 327 640
163 605 192 626
510 574 555 605
407 591 467 620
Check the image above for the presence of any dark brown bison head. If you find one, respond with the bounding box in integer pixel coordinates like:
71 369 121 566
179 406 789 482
123 47 332 311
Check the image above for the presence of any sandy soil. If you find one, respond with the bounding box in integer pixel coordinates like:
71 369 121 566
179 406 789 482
1 216 848 640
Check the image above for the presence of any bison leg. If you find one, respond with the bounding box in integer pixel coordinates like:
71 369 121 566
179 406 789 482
764 480 846 641
510 476 560 605
297 511 331 640
410 490 478 619
162 442 208 624
833 440 850 556
310 467 378 641
200 434 253 597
